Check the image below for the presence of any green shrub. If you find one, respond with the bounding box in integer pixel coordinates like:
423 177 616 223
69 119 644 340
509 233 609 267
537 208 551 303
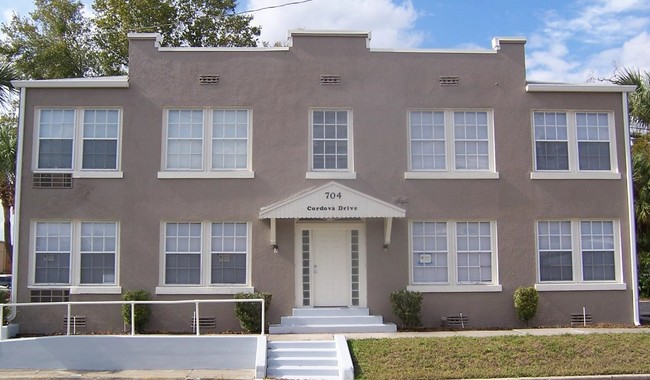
513 286 539 325
0 289 9 326
234 292 271 333
389 289 423 329
122 289 151 333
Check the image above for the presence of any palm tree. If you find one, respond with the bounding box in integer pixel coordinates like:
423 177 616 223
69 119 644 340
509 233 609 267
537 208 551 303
612 68 650 132
0 62 17 264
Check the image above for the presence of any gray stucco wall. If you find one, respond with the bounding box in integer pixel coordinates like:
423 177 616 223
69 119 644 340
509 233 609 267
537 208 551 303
13 32 634 333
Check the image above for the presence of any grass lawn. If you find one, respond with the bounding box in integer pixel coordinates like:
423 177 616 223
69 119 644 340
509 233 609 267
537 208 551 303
349 333 650 380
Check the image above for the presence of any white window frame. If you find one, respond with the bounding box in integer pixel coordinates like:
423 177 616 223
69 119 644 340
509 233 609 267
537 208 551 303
407 220 501 293
531 110 620 180
33 107 123 178
156 221 253 295
158 108 254 179
28 220 121 294
307 108 356 179
535 219 626 291
405 109 498 179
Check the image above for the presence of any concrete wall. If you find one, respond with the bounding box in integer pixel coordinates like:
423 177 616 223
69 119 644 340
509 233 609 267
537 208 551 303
13 32 634 332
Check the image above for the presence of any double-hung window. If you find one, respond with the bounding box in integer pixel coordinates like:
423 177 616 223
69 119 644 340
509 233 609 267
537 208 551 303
408 221 501 292
307 109 355 179
35 108 122 177
159 221 252 294
536 220 624 291
160 108 253 178
406 110 497 179
32 221 120 294
532 111 618 179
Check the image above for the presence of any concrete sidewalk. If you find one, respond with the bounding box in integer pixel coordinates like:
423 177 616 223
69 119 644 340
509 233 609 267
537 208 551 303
0 327 648 379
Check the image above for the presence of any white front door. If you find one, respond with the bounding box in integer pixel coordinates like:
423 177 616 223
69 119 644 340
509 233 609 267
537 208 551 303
312 229 350 306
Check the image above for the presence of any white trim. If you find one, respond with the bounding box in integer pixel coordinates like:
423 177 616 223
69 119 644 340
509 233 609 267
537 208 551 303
308 108 355 176
534 283 627 291
72 171 124 179
294 221 367 308
159 221 252 288
623 92 641 325
491 37 527 49
306 171 357 179
531 110 619 178
408 220 500 290
526 83 637 93
289 30 370 38
407 284 502 293
159 46 289 52
530 172 621 180
405 171 500 179
9 88 27 320
12 76 129 89
535 219 624 286
70 286 122 295
155 286 254 295
33 107 123 174
371 48 495 54
406 109 498 178
161 107 253 175
157 171 254 179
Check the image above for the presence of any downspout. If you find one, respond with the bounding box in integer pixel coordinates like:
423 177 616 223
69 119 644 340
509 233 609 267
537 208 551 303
623 91 640 326
8 87 26 322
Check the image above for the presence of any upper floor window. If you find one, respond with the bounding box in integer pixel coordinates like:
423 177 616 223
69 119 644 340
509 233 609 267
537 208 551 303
406 110 498 179
159 108 253 179
408 220 501 293
532 111 619 179
158 221 252 294
32 220 120 294
36 108 122 177
536 219 625 291
307 109 355 179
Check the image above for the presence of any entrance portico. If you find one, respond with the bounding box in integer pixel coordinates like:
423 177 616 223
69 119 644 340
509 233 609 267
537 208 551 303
259 182 405 309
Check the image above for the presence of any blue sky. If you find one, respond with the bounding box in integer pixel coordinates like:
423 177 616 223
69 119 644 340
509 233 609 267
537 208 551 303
1 0 649 83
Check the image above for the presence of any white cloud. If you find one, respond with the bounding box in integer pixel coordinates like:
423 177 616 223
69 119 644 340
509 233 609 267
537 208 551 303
527 0 650 82
244 0 422 48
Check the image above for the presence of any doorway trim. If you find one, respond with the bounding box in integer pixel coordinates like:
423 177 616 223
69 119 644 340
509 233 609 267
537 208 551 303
294 221 367 308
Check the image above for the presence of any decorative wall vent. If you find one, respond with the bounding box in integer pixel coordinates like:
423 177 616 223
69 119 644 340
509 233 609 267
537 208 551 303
320 75 341 85
63 315 87 329
439 76 460 86
30 289 70 303
199 74 220 85
33 173 72 189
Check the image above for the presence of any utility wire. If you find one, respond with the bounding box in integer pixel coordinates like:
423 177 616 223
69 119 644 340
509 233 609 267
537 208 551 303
237 0 315 15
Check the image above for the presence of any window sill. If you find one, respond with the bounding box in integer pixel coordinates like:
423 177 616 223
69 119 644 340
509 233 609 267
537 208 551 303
306 171 357 179
535 283 627 291
530 172 621 180
404 171 499 180
70 286 122 295
157 171 255 179
155 286 254 295
407 284 502 293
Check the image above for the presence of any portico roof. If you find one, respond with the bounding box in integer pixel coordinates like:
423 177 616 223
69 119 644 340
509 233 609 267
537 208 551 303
259 182 405 219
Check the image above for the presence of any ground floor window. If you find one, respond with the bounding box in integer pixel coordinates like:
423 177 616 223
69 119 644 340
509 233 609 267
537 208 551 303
163 221 249 286
33 221 118 286
410 220 498 287
537 219 619 284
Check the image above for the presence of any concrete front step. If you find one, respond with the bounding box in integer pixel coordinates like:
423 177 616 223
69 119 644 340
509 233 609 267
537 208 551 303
266 365 339 379
269 323 397 334
267 340 339 379
280 315 384 325
291 307 370 317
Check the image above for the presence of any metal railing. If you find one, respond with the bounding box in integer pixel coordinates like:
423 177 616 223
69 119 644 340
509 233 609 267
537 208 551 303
1 298 265 338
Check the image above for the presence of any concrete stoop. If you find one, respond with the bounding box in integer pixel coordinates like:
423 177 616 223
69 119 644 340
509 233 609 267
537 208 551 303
269 307 396 334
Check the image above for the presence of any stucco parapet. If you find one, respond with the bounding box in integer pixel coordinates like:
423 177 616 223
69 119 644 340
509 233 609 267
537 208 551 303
526 82 637 93
491 36 527 50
